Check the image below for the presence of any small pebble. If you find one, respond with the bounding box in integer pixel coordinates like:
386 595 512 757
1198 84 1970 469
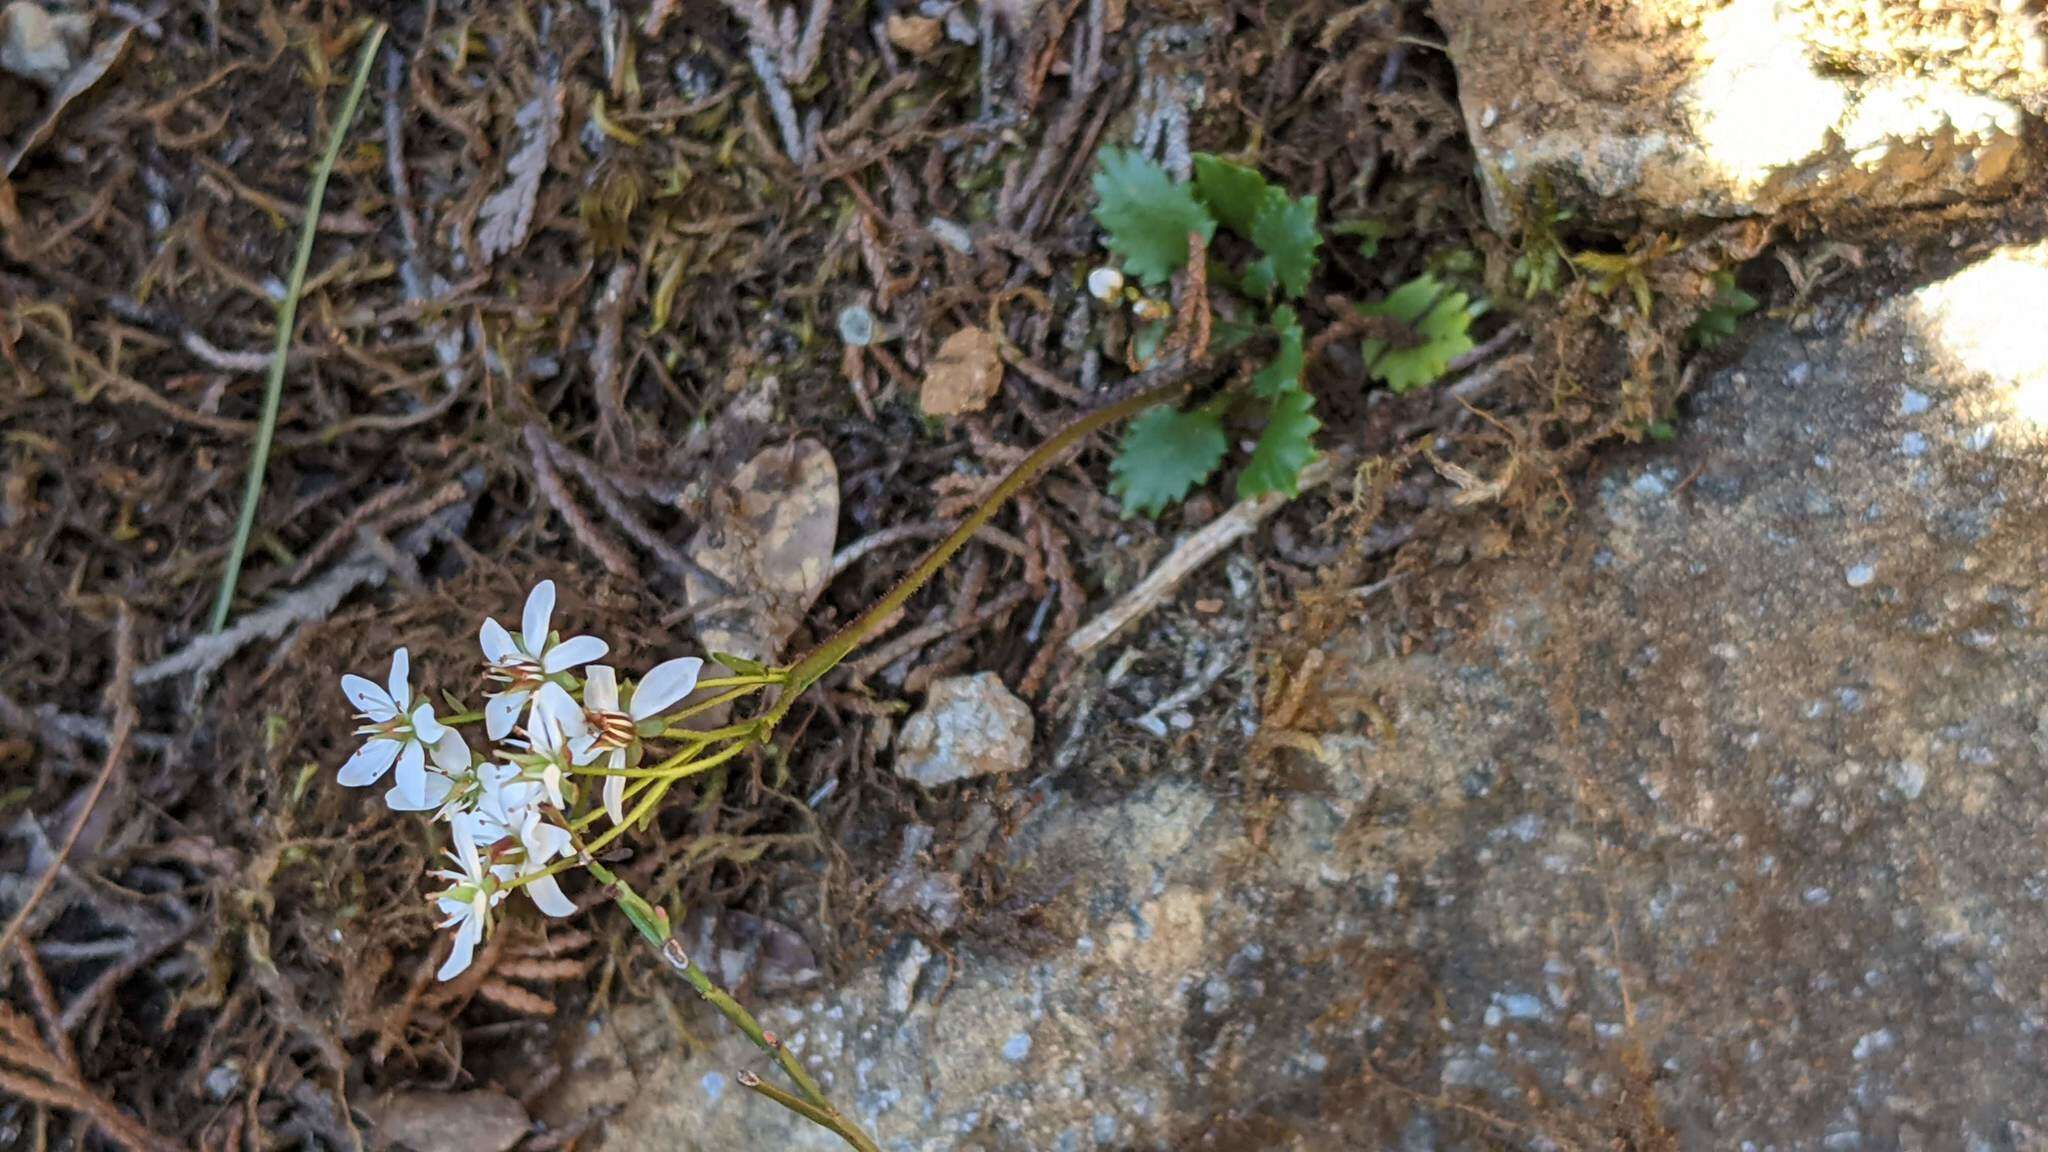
1845 563 1875 588
837 305 876 347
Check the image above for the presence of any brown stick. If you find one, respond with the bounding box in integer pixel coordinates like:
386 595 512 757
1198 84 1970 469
523 423 635 578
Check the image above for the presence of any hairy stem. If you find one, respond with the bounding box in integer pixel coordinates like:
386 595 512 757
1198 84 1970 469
761 366 1200 729
587 862 881 1152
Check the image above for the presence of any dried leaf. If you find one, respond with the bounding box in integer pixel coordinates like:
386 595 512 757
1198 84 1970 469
476 73 563 265
920 326 1003 416
494 956 593 983
685 440 839 663
476 979 557 1016
1 21 129 178
885 13 943 54
1428 451 1513 507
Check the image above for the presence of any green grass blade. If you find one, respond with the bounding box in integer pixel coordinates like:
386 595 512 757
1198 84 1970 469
209 23 388 633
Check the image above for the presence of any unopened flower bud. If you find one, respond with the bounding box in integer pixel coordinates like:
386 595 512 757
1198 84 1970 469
1131 296 1172 323
1087 266 1125 303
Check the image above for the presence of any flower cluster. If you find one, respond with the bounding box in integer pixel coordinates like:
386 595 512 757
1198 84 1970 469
337 580 704 980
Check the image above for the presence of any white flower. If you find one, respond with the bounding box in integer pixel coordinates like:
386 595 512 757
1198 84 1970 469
574 659 703 826
431 811 504 981
479 580 609 740
459 764 579 918
1087 265 1125 303
494 809 578 917
521 682 595 810
339 648 471 811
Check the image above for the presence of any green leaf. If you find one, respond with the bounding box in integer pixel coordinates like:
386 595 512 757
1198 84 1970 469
1131 319 1169 367
1331 217 1387 259
1092 147 1216 287
1192 153 1270 236
1109 404 1227 517
1361 273 1480 395
1212 316 1261 354
1250 305 1304 398
1237 384 1321 501
710 651 769 676
1686 270 1760 349
1240 256 1276 300
1249 188 1320 300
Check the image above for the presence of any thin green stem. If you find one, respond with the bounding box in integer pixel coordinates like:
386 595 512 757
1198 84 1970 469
209 23 387 633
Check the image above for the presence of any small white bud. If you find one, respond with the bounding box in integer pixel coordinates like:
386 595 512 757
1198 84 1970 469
1087 266 1125 303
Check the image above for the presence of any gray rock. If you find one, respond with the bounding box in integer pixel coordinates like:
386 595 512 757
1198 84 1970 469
893 672 1033 787
367 1089 528 1152
567 243 2048 1147
0 1 86 87
1434 0 2037 227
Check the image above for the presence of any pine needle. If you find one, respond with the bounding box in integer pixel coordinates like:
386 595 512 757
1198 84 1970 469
208 22 388 633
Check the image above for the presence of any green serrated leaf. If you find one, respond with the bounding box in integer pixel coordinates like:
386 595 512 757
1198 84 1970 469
1361 273 1480 395
1240 256 1276 300
1250 305 1304 398
1192 153 1270 236
1237 384 1321 501
1092 147 1216 286
1109 404 1227 518
1250 188 1320 300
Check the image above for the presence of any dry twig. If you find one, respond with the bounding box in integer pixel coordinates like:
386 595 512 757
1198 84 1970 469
1066 460 1334 658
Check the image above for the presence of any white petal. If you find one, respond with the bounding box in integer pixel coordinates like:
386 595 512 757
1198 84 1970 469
391 740 428 810
337 738 402 786
428 728 472 774
541 634 608 674
521 813 572 861
385 771 453 812
480 617 518 662
436 903 485 980
630 657 703 720
341 674 398 721
450 811 495 857
532 682 588 742
411 701 446 743
583 665 620 711
523 873 578 917
604 775 627 827
485 690 528 741
387 647 411 710
521 580 556 657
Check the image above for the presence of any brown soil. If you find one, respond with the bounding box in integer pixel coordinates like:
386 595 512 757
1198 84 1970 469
0 2 1788 1148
